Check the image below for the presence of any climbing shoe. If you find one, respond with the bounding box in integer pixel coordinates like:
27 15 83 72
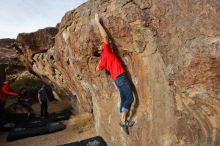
125 120 135 127
119 122 129 135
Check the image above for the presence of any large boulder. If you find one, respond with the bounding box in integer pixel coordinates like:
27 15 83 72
15 0 220 146
0 39 17 67
14 27 77 111
15 27 58 74
0 39 25 81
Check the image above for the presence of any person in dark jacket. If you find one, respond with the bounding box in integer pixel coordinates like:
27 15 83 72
38 85 48 117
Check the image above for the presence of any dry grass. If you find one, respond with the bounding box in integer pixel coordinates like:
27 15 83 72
67 112 94 130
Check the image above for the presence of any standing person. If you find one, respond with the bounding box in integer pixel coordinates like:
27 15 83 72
38 85 48 117
0 81 19 117
94 13 135 134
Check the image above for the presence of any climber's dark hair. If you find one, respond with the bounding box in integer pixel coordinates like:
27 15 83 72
92 47 101 57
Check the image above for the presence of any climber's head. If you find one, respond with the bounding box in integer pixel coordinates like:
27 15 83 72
98 44 104 53
93 43 104 57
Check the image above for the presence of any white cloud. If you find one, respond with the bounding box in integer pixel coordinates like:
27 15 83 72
0 0 87 39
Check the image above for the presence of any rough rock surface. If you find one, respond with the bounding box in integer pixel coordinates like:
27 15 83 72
14 27 79 111
14 0 220 146
0 39 25 81
15 27 58 75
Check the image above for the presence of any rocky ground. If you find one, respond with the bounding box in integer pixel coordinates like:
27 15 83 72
0 100 96 146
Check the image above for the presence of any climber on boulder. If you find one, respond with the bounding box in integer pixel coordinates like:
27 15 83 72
0 81 19 117
94 13 135 134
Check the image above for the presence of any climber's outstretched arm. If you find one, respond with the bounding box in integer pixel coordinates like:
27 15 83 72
2 86 19 97
95 13 109 44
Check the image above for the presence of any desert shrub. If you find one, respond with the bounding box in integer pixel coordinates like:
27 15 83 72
11 77 54 101
11 77 44 92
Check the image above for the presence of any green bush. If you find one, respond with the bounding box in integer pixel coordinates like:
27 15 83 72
11 77 45 92
10 76 54 101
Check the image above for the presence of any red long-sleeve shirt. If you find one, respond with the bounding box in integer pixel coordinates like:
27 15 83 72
0 85 18 103
97 43 125 80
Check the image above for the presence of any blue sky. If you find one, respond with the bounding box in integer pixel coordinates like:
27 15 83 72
0 0 87 39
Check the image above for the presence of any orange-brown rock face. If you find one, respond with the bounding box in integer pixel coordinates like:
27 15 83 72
15 27 58 73
15 0 220 146
14 27 75 106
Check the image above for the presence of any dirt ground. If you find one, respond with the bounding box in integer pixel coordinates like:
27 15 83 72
0 100 96 146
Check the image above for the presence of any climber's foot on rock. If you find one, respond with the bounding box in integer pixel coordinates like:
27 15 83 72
119 122 129 135
125 120 135 127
